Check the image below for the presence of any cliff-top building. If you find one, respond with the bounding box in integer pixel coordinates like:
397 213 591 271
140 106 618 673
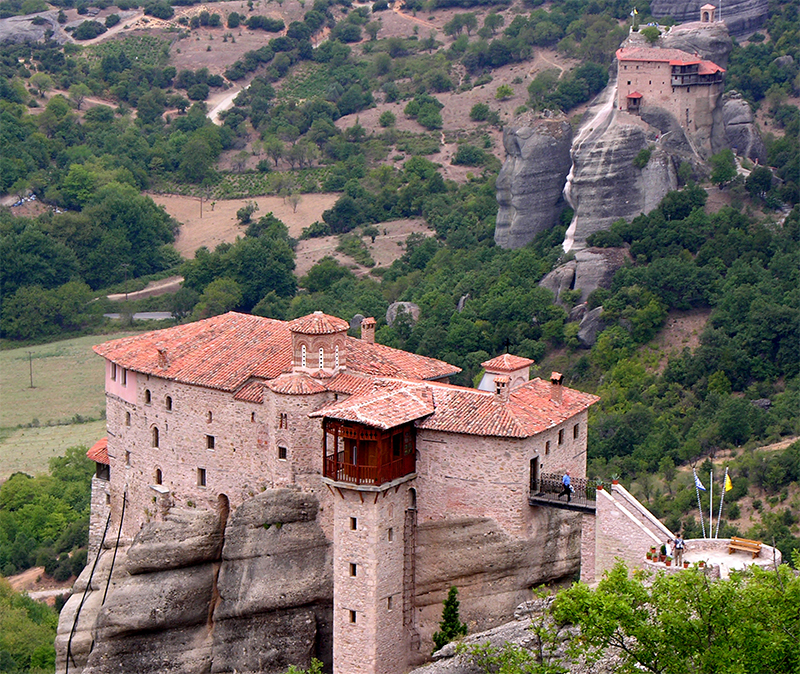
617 45 725 135
83 311 598 674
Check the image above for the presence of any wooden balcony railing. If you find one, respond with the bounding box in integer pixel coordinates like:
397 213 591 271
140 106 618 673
324 451 415 487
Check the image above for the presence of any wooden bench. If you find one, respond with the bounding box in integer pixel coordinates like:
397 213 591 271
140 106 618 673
728 536 762 558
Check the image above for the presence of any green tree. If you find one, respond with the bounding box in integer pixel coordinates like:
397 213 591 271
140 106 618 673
495 84 514 100
640 26 660 44
191 277 243 320
432 586 468 653
710 149 738 186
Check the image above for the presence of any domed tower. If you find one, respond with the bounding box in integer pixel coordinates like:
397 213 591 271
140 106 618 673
288 311 349 377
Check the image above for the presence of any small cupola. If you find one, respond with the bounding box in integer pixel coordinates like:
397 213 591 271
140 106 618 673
700 3 716 22
288 311 349 377
477 353 535 392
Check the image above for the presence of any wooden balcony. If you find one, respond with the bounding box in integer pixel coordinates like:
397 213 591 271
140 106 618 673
322 420 416 488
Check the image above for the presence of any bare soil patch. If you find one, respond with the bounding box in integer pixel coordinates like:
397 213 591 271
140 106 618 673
151 193 339 257
295 217 431 278
647 307 711 372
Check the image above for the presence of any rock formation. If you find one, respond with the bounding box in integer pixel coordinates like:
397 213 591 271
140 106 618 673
386 301 421 326
540 248 631 306
56 490 333 674
660 21 733 68
495 116 573 249
650 0 768 36
720 91 767 163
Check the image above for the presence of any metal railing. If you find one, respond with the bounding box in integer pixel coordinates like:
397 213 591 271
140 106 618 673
324 451 415 486
530 472 608 508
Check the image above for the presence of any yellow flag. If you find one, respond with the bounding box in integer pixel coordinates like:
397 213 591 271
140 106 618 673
725 474 733 492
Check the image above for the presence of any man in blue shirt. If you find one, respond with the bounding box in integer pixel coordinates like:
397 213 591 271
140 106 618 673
559 471 573 502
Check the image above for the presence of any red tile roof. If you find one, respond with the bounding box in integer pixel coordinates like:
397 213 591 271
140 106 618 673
617 47 702 64
94 312 459 392
698 61 724 74
481 354 535 372
288 311 349 335
627 91 643 98
311 378 599 438
87 437 109 464
265 373 328 395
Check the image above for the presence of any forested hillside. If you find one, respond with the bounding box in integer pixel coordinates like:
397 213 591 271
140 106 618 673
1 0 798 569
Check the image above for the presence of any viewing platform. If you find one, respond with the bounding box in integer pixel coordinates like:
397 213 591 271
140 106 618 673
528 473 607 513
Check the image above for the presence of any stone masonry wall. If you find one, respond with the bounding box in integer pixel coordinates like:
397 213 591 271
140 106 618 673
88 475 111 560
332 486 408 674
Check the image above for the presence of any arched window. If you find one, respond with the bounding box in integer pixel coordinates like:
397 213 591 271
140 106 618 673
207 411 212 423
152 427 160 447
319 347 324 369
125 411 131 426
301 344 307 368
155 469 162 485
335 345 340 368
165 396 172 411
144 389 151 404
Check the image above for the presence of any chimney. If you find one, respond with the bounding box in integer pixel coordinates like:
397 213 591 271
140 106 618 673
361 317 376 344
494 375 510 401
157 348 168 369
550 371 563 405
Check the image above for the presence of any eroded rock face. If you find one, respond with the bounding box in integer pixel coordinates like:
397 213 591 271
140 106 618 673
495 117 573 249
721 91 767 163
564 123 677 251
540 249 630 306
660 21 733 68
56 490 333 674
650 0 768 36
414 513 582 649
387 301 420 326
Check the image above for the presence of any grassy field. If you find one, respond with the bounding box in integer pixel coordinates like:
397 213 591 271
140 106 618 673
0 333 133 479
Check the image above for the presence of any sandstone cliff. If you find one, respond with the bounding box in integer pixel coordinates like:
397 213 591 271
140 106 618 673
650 0 768 36
494 116 573 249
56 490 333 674
720 90 767 163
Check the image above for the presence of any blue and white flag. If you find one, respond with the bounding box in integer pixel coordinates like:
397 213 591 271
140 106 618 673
694 471 706 491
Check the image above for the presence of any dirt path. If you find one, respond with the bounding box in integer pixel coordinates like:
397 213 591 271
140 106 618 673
107 275 184 301
392 4 436 29
74 9 143 45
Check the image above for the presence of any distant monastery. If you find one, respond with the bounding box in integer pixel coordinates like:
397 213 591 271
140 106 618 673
84 311 599 674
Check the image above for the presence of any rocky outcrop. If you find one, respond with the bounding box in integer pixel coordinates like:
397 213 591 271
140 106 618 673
56 490 333 674
387 301 420 326
414 512 582 651
720 91 767 163
0 13 63 44
650 0 768 36
660 21 733 68
540 248 630 305
577 307 607 347
495 116 573 249
564 121 678 251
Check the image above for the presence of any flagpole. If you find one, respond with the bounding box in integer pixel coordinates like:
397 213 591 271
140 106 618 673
709 469 713 540
694 468 706 538
715 467 730 538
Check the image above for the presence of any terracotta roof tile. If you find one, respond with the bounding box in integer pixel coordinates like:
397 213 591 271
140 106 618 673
94 312 458 391
698 61 724 74
617 46 701 64
265 373 328 395
288 311 349 335
87 437 109 464
312 378 599 437
234 380 265 403
325 372 374 396
481 354 535 372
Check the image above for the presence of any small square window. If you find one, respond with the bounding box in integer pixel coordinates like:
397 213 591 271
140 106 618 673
350 517 357 530
278 446 287 460
197 468 207 487
207 435 215 450
349 563 357 577
349 610 356 624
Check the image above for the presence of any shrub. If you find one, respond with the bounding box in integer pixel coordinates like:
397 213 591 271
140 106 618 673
105 13 121 27
469 103 490 121
144 0 173 18
378 110 396 127
633 147 652 169
453 144 485 166
73 20 107 40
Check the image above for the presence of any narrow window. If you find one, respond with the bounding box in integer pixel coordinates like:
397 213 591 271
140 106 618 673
111 363 117 381
165 396 172 411
278 446 287 460
121 369 127 386
197 468 207 487
573 424 579 439
388 528 393 542
335 345 339 368
349 563 357 577
301 345 307 368
279 413 288 429
155 468 162 485
545 441 550 455
125 411 131 426
251 411 255 422
207 435 215 450
125 451 131 465
387 596 393 610
319 347 324 369
350 517 357 530
207 411 212 423
349 610 356 624
558 429 564 445
152 427 159 447
144 389 151 404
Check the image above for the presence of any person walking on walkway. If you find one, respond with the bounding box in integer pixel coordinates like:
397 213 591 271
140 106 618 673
559 471 573 502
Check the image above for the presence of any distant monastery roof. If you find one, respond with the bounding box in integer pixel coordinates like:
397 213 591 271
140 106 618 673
616 46 725 73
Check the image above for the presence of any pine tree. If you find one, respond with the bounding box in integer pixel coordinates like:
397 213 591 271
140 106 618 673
432 586 468 653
